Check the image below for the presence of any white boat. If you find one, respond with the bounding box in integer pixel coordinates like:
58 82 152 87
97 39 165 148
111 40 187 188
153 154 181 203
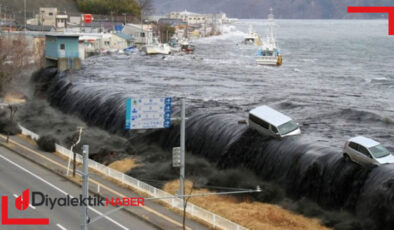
142 38 171 55
256 9 282 66
244 25 260 45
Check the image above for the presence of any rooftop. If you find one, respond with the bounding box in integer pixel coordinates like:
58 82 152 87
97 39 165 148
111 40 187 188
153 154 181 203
349 136 380 148
249 105 293 127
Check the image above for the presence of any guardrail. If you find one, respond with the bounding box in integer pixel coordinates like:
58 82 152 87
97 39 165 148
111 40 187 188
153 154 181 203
19 125 248 230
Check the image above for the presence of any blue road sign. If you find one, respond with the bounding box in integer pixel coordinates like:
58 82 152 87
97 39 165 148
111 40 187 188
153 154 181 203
125 97 172 130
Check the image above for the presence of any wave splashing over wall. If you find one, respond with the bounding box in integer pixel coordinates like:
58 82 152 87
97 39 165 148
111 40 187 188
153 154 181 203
154 113 394 229
34 68 394 229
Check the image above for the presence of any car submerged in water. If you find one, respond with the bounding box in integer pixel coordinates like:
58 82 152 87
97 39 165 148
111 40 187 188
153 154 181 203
343 136 394 166
248 105 301 138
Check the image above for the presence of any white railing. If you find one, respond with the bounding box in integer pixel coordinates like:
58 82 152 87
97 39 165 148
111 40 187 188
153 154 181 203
20 126 248 230
19 125 40 140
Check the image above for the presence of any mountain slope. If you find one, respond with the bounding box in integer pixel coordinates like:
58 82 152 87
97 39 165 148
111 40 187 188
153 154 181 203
1 0 80 22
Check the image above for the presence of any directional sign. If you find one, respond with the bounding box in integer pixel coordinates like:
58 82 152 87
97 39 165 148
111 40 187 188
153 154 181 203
172 147 181 167
125 97 172 130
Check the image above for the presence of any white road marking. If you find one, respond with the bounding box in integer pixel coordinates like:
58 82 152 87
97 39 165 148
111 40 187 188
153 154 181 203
56 223 67 230
0 155 128 230
12 194 36 209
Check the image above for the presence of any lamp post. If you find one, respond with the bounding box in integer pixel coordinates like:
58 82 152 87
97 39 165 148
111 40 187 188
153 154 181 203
24 0 26 31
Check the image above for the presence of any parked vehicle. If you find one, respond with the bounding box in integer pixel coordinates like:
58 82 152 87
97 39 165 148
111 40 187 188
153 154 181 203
343 136 394 166
248 105 301 138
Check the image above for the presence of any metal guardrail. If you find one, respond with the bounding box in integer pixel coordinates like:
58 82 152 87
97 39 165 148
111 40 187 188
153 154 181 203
19 126 248 230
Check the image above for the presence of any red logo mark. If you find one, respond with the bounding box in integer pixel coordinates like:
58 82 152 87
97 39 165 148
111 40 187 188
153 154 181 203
1 189 49 225
348 6 394 35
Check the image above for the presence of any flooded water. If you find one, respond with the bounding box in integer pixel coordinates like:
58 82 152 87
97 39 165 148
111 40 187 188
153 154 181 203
72 19 393 149
32 20 394 229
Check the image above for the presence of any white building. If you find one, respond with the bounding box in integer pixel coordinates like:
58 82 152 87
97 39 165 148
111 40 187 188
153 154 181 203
56 14 68 29
169 10 229 25
122 24 153 45
39 8 58 26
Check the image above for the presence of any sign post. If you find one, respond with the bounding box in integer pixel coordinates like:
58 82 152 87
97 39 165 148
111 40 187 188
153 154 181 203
180 99 185 207
172 147 181 167
81 145 89 230
125 98 172 130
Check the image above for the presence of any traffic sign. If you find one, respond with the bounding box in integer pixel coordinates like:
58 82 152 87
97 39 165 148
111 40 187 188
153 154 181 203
172 147 181 167
125 97 172 130
84 14 93 24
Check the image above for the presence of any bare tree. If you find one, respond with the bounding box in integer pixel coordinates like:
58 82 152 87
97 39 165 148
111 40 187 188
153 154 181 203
0 35 36 95
138 0 154 17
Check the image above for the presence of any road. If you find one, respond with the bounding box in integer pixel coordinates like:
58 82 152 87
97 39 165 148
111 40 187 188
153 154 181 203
0 146 159 230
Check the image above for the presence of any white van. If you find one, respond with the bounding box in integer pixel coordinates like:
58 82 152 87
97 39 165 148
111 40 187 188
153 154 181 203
248 105 301 138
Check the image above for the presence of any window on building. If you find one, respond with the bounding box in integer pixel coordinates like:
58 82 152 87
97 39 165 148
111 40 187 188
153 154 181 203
49 12 53 16
60 44 65 50
140 32 145 37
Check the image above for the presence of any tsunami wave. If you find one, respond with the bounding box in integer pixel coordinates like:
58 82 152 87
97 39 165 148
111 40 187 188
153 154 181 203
35 68 394 229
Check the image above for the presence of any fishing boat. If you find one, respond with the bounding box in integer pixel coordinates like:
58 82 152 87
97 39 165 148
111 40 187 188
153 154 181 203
243 25 260 45
256 9 282 66
142 38 171 55
180 39 195 54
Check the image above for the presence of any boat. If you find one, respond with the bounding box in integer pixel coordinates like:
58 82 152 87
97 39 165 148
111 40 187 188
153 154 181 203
243 25 260 45
169 38 195 54
179 39 195 54
168 38 181 53
256 9 282 66
142 38 171 55
123 46 138 54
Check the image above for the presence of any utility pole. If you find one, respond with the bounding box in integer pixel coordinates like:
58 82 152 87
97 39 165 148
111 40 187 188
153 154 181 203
122 13 126 25
140 12 143 44
81 145 89 230
24 0 26 31
67 127 84 176
110 11 114 31
179 99 185 207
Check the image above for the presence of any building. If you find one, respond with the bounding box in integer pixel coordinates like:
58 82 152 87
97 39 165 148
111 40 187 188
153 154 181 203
56 14 69 29
101 33 133 51
27 8 70 31
122 24 153 46
158 18 187 27
79 32 133 57
45 34 81 71
169 10 229 25
39 8 58 27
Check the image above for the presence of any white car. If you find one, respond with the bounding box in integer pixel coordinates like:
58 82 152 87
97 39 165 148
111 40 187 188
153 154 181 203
248 105 301 138
343 136 394 166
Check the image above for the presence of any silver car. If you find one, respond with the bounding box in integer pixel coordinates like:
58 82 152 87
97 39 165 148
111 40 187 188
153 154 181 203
343 136 394 166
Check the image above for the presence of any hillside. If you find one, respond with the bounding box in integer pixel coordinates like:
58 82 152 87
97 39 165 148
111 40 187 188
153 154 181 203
0 0 80 22
152 0 392 19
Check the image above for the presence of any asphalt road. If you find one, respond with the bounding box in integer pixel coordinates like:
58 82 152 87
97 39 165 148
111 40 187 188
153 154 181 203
0 146 158 230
